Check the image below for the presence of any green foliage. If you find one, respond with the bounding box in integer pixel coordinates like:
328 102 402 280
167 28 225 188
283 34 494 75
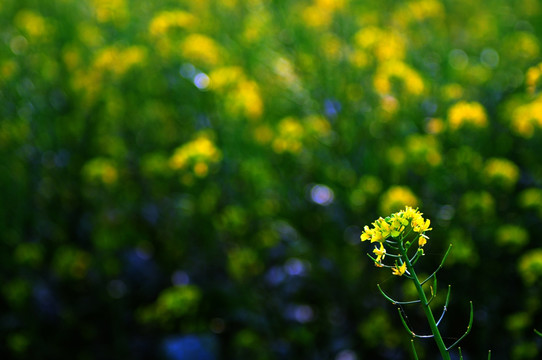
1 0 542 358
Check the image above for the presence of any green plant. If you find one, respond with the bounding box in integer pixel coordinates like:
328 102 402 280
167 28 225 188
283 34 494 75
361 207 485 360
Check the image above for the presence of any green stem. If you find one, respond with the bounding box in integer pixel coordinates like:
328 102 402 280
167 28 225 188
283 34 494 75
399 241 451 360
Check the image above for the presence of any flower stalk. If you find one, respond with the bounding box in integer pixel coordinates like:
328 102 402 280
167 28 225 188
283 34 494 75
361 207 474 360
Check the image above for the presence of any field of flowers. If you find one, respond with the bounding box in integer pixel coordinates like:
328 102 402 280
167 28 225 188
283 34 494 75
1 0 542 358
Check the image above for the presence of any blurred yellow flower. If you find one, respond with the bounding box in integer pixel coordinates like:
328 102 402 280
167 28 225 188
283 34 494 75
349 176 382 208
219 0 238 9
320 33 343 61
348 49 370 68
379 95 399 115
354 27 406 62
305 115 332 138
208 67 264 120
483 158 520 189
503 32 540 63
209 66 245 90
496 225 529 249
91 0 128 25
181 34 222 67
242 8 271 44
14 10 54 40
426 117 445 134
273 57 303 92
253 124 274 144
69 45 146 104
406 134 442 168
169 133 222 178
510 95 542 138
301 0 345 29
447 101 488 130
374 61 425 96
393 0 444 26
77 23 103 48
526 62 542 94
94 45 147 78
387 146 407 168
441 83 464 101
379 186 419 215
518 188 542 217
149 10 196 37
518 249 542 284
82 158 119 186
0 60 18 81
460 191 495 219
316 0 346 11
233 80 264 120
272 117 304 154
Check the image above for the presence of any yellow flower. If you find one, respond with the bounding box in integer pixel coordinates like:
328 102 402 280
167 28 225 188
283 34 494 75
181 34 222 67
483 158 520 189
373 60 425 96
361 206 432 253
373 243 386 265
392 262 407 276
418 234 428 247
353 27 406 62
412 217 432 233
379 186 419 215
91 0 128 25
447 101 488 130
149 11 196 37
272 117 304 154
169 132 222 179
510 97 542 138
526 62 542 94
390 218 405 238
361 225 374 242
374 217 391 239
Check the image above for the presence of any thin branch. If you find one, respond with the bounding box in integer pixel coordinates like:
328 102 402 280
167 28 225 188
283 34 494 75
397 307 416 337
426 276 438 305
410 340 419 360
421 244 452 285
377 284 421 305
397 308 434 338
446 301 474 351
436 286 452 326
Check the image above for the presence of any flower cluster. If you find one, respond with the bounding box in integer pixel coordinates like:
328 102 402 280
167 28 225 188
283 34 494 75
361 206 432 275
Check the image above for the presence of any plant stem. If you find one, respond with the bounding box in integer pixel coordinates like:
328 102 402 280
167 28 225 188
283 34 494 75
400 242 451 360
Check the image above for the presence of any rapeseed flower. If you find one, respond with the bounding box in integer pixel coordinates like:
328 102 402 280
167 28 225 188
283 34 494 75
447 101 488 130
373 243 386 265
483 158 520 189
361 207 432 275
379 186 418 215
510 95 542 138
392 262 407 276
169 132 222 178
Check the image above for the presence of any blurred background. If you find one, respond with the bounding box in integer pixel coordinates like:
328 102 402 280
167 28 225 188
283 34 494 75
1 0 542 359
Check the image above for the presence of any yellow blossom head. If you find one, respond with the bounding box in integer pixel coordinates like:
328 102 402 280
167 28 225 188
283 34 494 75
361 207 432 274
447 101 488 131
